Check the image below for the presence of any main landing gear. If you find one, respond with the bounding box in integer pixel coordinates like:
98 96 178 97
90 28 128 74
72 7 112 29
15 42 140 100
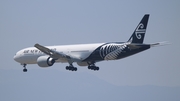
66 64 77 71
88 62 99 71
88 65 99 71
22 64 28 72
65 62 99 71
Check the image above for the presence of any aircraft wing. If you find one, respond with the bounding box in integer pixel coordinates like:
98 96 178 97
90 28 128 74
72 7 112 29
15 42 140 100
34 44 81 62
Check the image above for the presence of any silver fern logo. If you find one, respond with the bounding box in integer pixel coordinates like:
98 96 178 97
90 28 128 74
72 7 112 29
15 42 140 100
99 43 127 60
135 23 146 39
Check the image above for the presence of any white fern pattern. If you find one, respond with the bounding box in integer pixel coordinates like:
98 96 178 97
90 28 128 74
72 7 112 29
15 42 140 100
99 43 127 60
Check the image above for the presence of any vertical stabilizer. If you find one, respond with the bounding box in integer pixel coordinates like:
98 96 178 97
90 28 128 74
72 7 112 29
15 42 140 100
128 14 149 43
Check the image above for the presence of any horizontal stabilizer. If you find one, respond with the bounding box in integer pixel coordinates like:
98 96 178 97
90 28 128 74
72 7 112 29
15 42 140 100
150 41 170 47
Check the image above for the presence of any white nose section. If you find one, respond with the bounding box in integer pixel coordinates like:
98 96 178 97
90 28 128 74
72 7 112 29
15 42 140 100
14 54 18 62
14 53 22 63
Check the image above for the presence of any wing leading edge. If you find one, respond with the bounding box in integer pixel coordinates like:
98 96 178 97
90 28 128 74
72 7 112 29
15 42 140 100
34 44 81 62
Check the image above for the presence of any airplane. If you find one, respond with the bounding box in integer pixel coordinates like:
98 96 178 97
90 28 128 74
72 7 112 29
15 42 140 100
14 14 164 72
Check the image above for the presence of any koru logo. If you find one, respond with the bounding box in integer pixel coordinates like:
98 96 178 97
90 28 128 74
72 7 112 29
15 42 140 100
135 23 146 39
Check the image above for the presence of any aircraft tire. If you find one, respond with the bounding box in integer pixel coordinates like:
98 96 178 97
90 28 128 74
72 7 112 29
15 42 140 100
96 67 99 71
66 66 77 71
73 67 77 71
66 66 69 70
23 68 27 72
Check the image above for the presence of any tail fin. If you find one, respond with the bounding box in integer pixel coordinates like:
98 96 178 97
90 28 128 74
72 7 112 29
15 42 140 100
128 14 149 43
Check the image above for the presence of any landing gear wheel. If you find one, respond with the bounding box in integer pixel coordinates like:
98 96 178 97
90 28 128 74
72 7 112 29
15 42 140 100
73 67 77 71
66 66 69 70
23 68 27 72
88 66 99 71
88 66 91 69
96 67 99 71
65 66 77 71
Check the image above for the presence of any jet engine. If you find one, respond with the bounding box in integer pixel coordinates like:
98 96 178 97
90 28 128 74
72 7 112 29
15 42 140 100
37 56 55 67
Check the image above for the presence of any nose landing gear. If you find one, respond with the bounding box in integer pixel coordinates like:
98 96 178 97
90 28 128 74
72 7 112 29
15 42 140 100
22 64 27 72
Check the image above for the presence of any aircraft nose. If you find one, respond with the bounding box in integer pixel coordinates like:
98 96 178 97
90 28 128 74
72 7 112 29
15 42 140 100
14 52 21 62
14 54 18 62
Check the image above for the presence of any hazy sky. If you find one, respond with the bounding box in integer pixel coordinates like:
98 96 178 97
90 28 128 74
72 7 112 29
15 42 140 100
1 0 180 101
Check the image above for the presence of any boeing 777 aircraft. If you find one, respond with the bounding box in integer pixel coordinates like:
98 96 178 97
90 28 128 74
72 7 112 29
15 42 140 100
14 14 164 72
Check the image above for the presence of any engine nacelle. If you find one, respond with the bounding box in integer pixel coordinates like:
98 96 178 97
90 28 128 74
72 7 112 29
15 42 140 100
37 56 55 67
